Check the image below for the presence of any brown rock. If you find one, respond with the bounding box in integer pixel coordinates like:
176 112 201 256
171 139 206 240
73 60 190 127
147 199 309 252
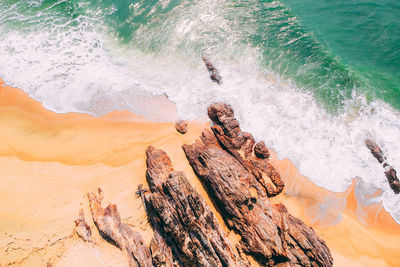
175 120 188 134
88 188 153 267
144 146 246 267
181 103 333 266
365 138 400 194
385 167 400 194
207 102 284 197
74 208 92 242
254 141 270 159
365 139 386 163
202 57 222 84
183 136 333 266
149 231 178 267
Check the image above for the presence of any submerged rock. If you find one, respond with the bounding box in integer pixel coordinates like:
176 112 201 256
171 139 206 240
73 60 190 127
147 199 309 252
182 102 333 266
385 167 400 194
202 57 222 84
365 139 386 164
365 138 400 194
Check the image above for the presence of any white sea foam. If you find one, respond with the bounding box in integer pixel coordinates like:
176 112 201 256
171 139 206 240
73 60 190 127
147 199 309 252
0 6 400 224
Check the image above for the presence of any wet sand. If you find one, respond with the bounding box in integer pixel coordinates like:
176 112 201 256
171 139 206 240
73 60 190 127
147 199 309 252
0 78 399 266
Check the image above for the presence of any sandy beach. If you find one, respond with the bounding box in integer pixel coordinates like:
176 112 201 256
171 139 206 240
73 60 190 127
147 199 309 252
1 78 400 266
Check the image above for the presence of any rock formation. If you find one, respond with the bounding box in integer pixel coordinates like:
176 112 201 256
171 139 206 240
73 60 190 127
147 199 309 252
182 103 333 266
207 102 284 197
74 208 92 242
149 231 178 267
365 138 400 194
88 188 153 267
144 146 246 267
202 57 222 84
175 120 188 134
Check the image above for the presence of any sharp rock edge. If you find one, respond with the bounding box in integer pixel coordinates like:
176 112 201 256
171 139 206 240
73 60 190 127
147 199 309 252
144 146 248 267
182 102 333 266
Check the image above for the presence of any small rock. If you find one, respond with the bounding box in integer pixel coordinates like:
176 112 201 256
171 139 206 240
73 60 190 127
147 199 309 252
74 208 92 242
385 167 400 194
202 57 222 84
254 141 270 159
365 138 400 194
175 120 188 134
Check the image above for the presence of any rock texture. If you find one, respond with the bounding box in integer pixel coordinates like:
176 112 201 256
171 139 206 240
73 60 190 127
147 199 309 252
144 146 246 267
182 103 333 266
74 208 92 242
88 188 153 267
207 102 284 197
175 120 188 134
149 231 178 267
202 57 222 84
365 138 400 194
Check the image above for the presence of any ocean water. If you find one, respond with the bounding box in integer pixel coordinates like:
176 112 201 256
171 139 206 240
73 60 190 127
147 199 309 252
0 0 400 223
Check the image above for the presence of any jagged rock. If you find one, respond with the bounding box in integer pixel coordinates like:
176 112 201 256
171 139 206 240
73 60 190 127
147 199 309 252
182 103 333 266
365 139 386 163
144 146 246 267
88 188 153 267
150 231 178 267
207 102 284 197
175 120 188 134
385 167 400 194
365 138 400 194
202 57 222 84
74 208 92 242
254 141 270 159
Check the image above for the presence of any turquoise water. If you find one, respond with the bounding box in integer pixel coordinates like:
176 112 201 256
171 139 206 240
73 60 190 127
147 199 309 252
281 0 400 111
1 0 400 222
1 0 399 112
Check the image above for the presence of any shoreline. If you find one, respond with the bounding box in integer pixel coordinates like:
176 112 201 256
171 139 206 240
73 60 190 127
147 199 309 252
1 78 400 266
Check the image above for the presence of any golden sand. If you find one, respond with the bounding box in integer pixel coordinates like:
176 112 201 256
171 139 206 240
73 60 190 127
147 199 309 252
0 78 399 266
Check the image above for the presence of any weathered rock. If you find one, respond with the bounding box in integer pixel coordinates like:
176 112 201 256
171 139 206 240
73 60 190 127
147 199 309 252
144 146 246 267
385 167 400 194
365 138 400 194
365 139 386 163
254 141 270 159
202 57 222 84
149 231 178 267
88 188 153 267
74 208 92 242
207 103 284 197
175 120 188 134
182 103 333 266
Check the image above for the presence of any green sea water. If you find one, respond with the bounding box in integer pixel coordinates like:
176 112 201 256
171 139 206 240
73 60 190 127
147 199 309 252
281 0 400 111
1 0 399 113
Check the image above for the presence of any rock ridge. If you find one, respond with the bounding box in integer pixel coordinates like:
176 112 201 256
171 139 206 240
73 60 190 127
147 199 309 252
144 146 246 267
182 102 333 266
